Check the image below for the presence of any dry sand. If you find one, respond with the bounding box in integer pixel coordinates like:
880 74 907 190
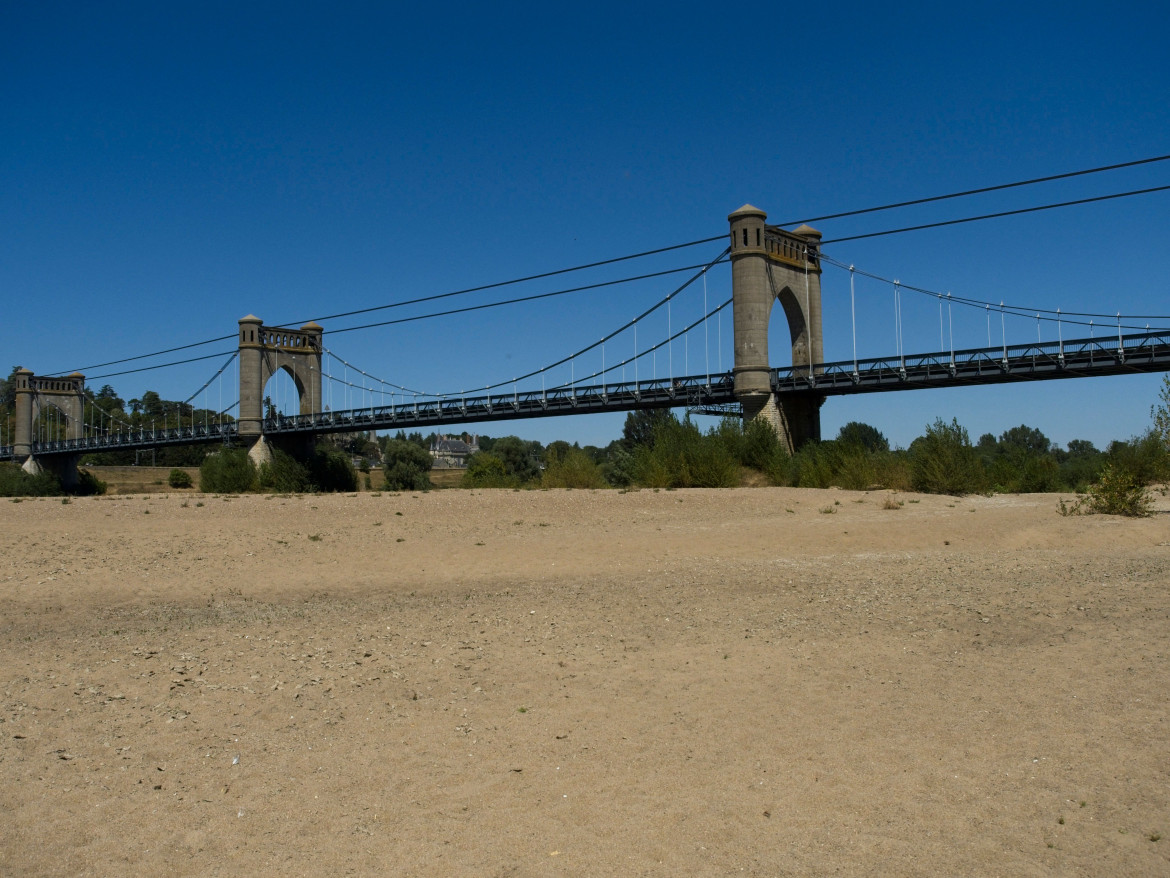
1 486 1168 876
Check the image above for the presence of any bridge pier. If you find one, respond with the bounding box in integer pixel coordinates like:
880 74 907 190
741 392 823 453
245 432 318 469
11 367 86 487
238 315 324 459
20 454 82 490
729 205 825 453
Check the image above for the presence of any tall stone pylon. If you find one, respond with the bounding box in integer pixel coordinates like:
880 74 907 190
237 316 323 463
728 204 824 452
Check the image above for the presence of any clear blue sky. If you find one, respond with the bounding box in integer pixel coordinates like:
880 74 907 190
4 1 1168 450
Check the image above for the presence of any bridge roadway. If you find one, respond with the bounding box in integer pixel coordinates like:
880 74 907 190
5 330 1169 460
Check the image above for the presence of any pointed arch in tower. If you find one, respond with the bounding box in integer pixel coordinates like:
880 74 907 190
728 205 824 452
237 316 323 438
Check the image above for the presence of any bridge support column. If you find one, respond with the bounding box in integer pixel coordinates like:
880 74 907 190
11 368 86 484
13 368 34 466
742 393 823 454
238 315 325 459
728 204 825 453
33 455 82 490
238 316 265 439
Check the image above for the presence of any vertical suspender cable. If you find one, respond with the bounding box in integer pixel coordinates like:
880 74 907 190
947 293 954 364
850 266 858 376
1000 302 1007 362
703 269 710 385
938 295 944 351
634 322 638 385
894 280 904 369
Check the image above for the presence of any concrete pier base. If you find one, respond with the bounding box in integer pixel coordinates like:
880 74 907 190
741 392 823 454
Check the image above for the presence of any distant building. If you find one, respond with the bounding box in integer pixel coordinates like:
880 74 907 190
430 434 479 469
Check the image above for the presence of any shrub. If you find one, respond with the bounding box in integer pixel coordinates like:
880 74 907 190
463 452 515 488
167 468 193 489
199 448 257 493
987 453 1061 493
306 444 358 492
542 445 607 489
257 446 310 493
632 415 738 488
872 451 913 492
910 418 985 495
75 468 107 496
602 445 637 487
1106 431 1169 486
790 441 835 488
382 439 432 491
740 418 790 484
0 462 60 497
1060 464 1154 517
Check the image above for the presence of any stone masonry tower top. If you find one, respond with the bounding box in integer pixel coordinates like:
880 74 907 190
728 204 825 452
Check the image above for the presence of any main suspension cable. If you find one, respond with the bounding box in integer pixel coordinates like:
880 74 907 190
775 153 1170 227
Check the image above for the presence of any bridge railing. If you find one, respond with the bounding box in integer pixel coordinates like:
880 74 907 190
6 330 1167 460
771 330 1170 393
23 422 238 456
262 372 737 435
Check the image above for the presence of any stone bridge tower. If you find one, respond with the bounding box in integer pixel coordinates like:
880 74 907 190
12 368 87 484
729 204 824 452
237 316 323 462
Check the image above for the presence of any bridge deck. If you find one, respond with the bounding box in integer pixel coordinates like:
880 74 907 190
4 331 1168 460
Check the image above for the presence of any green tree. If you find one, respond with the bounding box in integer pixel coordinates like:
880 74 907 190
1 368 18 411
998 424 1052 456
382 439 432 491
95 384 124 410
1106 431 1168 486
491 436 542 484
542 444 606 489
306 444 358 492
836 421 889 453
1055 439 1104 491
257 446 311 492
1154 375 1170 451
140 391 164 418
985 424 1059 492
631 414 738 488
200 448 257 493
462 452 513 488
621 409 672 449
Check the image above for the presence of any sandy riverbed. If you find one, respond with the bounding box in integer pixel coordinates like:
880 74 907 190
1 486 1168 876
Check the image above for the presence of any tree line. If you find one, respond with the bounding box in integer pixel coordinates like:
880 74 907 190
2 369 1169 499
403 407 1167 496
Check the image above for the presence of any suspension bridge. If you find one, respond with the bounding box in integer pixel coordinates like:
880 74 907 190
4 204 1170 484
